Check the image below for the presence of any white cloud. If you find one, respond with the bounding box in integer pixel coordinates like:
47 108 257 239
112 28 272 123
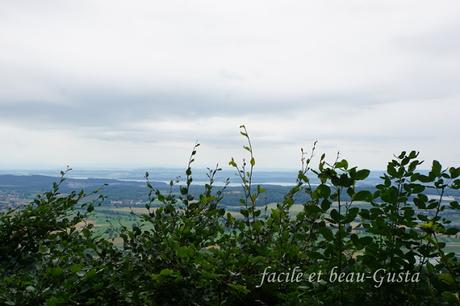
0 0 459 169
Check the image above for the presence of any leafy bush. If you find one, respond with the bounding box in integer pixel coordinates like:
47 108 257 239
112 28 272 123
1 126 460 305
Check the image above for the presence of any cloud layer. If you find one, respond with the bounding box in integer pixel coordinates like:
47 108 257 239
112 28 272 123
0 0 459 169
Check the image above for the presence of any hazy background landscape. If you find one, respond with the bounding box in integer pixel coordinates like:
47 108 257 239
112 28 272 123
2 167 460 254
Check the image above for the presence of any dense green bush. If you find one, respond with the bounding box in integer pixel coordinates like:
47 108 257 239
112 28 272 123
1 126 460 305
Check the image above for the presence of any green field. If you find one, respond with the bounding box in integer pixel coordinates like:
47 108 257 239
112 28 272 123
90 203 460 254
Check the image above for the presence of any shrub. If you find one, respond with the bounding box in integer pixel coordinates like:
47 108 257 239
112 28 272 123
1 126 460 305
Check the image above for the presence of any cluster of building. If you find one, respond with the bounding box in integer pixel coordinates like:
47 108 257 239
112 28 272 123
0 191 30 209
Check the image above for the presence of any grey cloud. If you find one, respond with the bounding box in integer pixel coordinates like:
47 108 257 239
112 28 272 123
0 89 377 128
0 82 438 131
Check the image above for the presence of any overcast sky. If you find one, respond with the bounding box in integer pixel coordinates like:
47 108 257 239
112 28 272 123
0 0 459 170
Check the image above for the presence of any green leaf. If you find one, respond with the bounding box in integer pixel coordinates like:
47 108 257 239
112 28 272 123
257 185 266 193
335 159 348 170
229 158 237 167
450 201 460 209
381 187 398 203
431 160 442 177
321 199 331 211
411 184 425 193
70 264 82 273
48 267 63 277
347 207 359 218
445 228 459 235
414 197 426 209
176 246 194 258
85 269 97 280
319 227 334 241
354 169 370 180
449 167 460 179
330 209 340 223
408 151 418 159
240 208 249 217
438 272 455 285
316 184 331 198
160 268 175 277
305 204 322 215
352 190 372 202
87 203 94 212
387 163 398 177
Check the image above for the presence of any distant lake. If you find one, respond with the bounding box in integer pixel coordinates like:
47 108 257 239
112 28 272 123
0 168 388 187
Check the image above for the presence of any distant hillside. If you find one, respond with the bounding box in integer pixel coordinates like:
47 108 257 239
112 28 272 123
1 173 459 209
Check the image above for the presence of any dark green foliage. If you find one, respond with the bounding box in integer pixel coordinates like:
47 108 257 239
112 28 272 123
1 129 460 305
